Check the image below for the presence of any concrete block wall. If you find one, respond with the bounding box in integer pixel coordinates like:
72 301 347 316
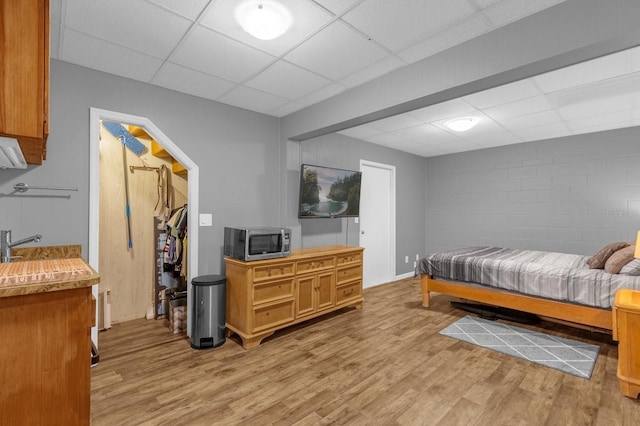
425 126 640 256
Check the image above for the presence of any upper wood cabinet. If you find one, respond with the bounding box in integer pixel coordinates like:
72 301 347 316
0 0 49 165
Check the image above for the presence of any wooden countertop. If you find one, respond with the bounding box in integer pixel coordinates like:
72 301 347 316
0 258 99 298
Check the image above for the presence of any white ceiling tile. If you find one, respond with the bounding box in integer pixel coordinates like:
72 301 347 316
388 139 447 157
463 78 542 109
342 0 475 51
438 138 483 154
367 114 424 132
505 123 571 143
296 83 347 106
61 29 164 82
546 72 640 110
556 95 635 121
461 126 519 146
146 0 210 20
398 14 492 63
245 61 331 100
394 123 439 140
534 49 637 93
339 55 407 88
408 98 477 123
218 85 289 115
338 125 383 139
405 124 467 145
172 26 276 83
565 110 634 133
201 0 334 57
269 101 306 117
65 0 191 58
482 95 553 121
153 63 237 101
500 109 563 132
482 0 566 27
284 20 389 80
364 132 408 145
313 0 361 15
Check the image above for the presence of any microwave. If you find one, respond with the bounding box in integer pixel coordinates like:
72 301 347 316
223 226 291 261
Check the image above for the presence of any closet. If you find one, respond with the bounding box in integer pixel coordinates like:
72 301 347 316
154 206 188 333
98 123 188 330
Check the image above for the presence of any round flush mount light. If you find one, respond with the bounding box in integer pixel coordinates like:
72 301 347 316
235 1 292 41
444 117 480 132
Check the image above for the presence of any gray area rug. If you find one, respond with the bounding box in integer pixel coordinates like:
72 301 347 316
439 315 600 379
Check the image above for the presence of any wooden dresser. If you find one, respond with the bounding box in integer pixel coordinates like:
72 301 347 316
224 245 364 349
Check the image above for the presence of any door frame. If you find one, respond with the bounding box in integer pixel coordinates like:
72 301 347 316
89 108 199 344
359 159 396 287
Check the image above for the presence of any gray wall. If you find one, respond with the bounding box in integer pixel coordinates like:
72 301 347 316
425 126 640 256
294 133 426 277
0 60 281 275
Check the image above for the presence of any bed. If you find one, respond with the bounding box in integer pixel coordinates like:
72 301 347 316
417 246 640 331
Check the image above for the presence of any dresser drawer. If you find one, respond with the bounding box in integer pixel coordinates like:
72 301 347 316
253 299 295 332
336 281 362 305
253 278 294 304
297 256 335 273
253 262 295 282
336 251 362 266
336 264 362 285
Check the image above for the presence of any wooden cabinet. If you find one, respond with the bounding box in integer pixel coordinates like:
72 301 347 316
613 289 640 398
225 245 363 349
0 0 50 165
0 287 95 426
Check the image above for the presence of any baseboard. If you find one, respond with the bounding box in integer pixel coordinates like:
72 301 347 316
395 271 415 280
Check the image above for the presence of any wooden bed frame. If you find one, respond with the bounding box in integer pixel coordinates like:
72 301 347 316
421 275 613 331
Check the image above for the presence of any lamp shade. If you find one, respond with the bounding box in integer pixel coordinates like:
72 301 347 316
235 1 292 41
635 231 640 259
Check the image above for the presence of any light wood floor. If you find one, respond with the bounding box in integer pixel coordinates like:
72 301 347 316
91 277 640 425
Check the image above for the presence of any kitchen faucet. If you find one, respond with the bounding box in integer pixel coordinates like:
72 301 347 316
1 230 42 263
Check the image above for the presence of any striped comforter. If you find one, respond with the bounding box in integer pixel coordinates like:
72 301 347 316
417 246 640 309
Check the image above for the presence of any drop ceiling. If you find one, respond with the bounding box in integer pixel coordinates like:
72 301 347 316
50 0 640 158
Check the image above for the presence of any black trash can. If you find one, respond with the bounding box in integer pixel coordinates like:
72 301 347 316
190 274 226 349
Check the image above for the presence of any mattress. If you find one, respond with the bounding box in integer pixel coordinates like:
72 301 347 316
417 246 640 309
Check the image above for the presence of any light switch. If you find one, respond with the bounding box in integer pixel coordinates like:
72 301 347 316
199 213 212 227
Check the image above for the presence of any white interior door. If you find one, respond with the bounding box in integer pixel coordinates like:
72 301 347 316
359 160 396 288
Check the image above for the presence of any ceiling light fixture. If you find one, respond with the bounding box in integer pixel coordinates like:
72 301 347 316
235 1 292 41
444 117 479 132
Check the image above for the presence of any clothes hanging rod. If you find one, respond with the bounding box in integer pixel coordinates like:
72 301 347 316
129 165 160 173
14 183 79 193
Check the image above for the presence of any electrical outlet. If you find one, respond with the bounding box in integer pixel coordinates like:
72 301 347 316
416 254 420 260
404 255 409 263
413 261 417 268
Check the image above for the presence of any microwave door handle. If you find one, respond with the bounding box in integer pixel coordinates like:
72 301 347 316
281 229 285 256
